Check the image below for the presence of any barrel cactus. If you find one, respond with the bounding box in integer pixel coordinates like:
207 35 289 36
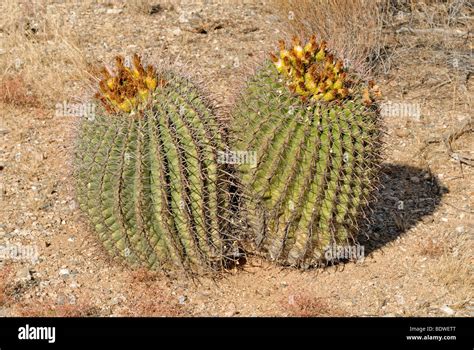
75 55 236 274
232 36 382 268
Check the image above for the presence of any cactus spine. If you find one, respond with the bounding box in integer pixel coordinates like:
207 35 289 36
232 36 382 268
75 55 235 274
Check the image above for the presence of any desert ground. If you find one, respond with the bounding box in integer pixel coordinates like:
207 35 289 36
0 0 472 316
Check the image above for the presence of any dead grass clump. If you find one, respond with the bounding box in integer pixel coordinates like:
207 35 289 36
382 0 473 29
0 265 13 306
121 285 185 317
418 239 445 257
269 0 388 74
16 302 101 317
0 74 38 106
420 230 473 309
270 0 472 75
379 0 472 75
118 273 184 316
130 267 160 283
0 0 91 106
285 294 346 317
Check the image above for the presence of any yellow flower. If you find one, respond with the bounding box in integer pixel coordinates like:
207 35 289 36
323 91 335 102
96 54 164 113
293 45 304 59
145 77 157 91
315 49 325 61
271 36 367 103
332 79 343 90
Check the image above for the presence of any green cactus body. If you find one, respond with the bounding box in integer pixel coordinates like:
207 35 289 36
232 43 381 267
76 58 234 274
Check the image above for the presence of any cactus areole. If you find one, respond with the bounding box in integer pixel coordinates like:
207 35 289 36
232 36 382 268
76 55 236 275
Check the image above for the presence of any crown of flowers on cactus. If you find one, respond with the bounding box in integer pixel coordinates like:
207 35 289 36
270 36 382 105
270 35 351 102
95 54 166 113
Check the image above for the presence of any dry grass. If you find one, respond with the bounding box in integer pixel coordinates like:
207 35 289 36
15 302 102 317
418 239 445 258
130 267 160 283
285 294 346 317
120 284 185 317
0 265 13 307
104 270 187 317
0 74 38 106
383 0 472 29
0 265 100 317
270 0 472 75
0 0 91 107
429 231 473 293
382 0 473 52
269 0 388 74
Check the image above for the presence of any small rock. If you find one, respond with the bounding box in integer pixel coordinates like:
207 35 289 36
111 295 125 306
14 58 23 69
178 11 201 24
39 281 50 288
68 201 77 211
281 281 288 287
59 268 70 277
242 27 258 34
32 151 44 162
106 8 123 15
224 303 237 317
16 267 32 282
395 128 410 138
57 294 66 305
455 226 465 234
171 28 182 36
410 176 420 184
178 295 187 304
40 202 53 211
0 307 11 316
194 303 206 313
395 294 405 305
440 305 455 316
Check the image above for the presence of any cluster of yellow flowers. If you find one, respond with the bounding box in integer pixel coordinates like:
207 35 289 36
96 54 164 113
270 36 350 102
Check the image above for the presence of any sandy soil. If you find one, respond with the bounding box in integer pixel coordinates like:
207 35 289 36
0 1 472 317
